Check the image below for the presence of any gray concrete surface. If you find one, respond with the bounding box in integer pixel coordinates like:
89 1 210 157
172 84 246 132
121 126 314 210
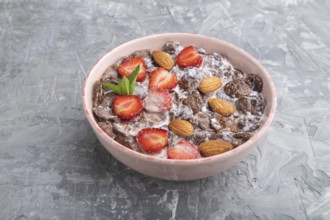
1 0 330 219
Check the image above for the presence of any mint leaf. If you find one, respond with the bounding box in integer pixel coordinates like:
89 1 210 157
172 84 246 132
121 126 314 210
118 77 130 95
101 82 122 95
101 65 140 95
128 65 140 95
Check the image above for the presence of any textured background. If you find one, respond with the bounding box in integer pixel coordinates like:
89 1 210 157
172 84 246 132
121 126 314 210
1 0 330 219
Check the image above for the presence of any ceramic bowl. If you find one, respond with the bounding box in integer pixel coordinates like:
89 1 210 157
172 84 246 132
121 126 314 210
82 33 276 181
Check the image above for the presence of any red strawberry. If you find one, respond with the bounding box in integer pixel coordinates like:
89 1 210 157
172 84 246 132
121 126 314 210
144 90 172 112
118 57 147 82
167 140 201 160
176 46 203 68
149 67 178 91
112 95 143 120
136 128 168 154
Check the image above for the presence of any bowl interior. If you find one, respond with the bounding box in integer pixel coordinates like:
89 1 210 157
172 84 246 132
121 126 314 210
83 33 276 162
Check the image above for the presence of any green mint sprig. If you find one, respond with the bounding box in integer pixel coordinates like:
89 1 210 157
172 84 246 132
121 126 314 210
101 65 140 95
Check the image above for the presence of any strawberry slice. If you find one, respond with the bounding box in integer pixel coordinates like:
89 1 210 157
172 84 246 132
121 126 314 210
176 46 203 68
112 95 143 120
149 67 178 91
118 57 147 82
136 128 168 154
167 140 201 159
144 90 172 112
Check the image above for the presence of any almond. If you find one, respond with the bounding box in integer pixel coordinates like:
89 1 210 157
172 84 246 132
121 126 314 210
199 140 233 157
169 119 194 137
152 50 175 70
199 77 222 93
208 98 235 116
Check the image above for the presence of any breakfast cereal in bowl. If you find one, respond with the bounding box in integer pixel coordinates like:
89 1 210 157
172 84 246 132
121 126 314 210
92 41 265 160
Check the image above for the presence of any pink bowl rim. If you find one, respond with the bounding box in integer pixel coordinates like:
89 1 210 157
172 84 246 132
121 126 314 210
82 33 277 165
